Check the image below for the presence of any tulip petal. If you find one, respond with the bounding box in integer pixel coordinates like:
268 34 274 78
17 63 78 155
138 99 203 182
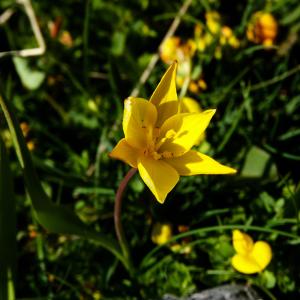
164 150 237 176
149 62 179 126
251 241 272 271
123 97 157 149
157 110 216 156
109 138 140 168
233 229 254 255
180 98 205 145
138 156 179 204
231 254 262 274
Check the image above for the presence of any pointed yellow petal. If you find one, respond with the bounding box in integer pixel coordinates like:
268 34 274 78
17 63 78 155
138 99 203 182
179 98 205 145
157 110 216 156
149 62 179 127
231 254 262 274
123 97 157 149
137 156 179 203
250 241 272 271
164 150 237 175
232 230 254 255
109 138 140 168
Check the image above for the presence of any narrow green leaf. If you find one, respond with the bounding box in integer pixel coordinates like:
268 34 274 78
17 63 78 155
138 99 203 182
111 31 126 56
0 95 128 270
0 136 16 300
281 5 300 25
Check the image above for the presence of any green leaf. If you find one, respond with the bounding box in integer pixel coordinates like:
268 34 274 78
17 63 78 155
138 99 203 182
241 146 277 178
0 95 128 270
12 57 45 90
0 0 14 9
0 136 16 300
281 5 300 25
111 31 126 56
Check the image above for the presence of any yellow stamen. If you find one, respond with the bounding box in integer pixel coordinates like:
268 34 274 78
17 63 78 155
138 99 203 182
155 129 177 150
151 151 162 160
161 151 174 158
165 129 176 139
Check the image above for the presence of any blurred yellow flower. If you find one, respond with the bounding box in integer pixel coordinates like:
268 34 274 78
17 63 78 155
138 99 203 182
182 39 197 58
1 129 13 148
48 273 55 283
187 78 207 94
48 17 73 47
20 122 35 151
170 242 192 254
231 230 272 274
194 12 239 57
160 37 181 64
160 37 195 87
198 79 207 90
247 12 278 46
206 11 221 34
188 81 199 94
20 122 30 137
176 60 192 89
110 62 236 203
28 224 38 239
220 26 240 48
151 222 173 245
160 37 195 65
59 30 73 48
26 140 35 151
93 291 103 300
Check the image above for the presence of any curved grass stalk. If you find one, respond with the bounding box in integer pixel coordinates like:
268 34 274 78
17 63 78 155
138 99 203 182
140 224 300 269
0 137 17 300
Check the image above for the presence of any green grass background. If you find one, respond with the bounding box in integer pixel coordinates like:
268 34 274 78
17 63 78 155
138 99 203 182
0 0 300 299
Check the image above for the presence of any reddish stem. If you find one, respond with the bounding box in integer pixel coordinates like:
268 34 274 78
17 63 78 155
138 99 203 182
114 168 137 261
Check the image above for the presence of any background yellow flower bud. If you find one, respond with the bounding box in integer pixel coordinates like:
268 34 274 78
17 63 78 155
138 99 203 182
247 12 278 46
151 222 173 245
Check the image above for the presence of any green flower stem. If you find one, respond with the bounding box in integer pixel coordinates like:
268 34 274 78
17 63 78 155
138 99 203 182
114 167 137 272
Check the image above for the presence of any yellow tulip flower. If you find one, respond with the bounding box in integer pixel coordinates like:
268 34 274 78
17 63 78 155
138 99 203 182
110 62 236 203
231 230 272 274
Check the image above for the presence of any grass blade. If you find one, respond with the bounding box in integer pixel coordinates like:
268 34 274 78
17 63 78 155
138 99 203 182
0 136 17 300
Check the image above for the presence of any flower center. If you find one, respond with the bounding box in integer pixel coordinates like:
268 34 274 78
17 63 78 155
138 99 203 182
143 129 177 160
155 129 176 150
